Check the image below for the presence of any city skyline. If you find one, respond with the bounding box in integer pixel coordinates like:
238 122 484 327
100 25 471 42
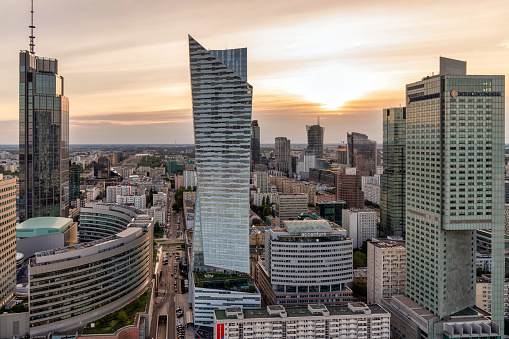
0 0 509 144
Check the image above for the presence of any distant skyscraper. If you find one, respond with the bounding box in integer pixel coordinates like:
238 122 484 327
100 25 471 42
69 162 81 203
0 174 16 308
405 57 504 332
94 156 110 179
251 120 261 168
306 121 324 158
189 36 251 273
19 49 69 222
336 145 348 164
275 137 291 174
380 107 406 237
347 132 377 177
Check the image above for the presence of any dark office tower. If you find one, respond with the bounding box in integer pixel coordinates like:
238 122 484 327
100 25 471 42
19 51 69 222
336 173 364 209
336 145 348 165
275 137 291 175
94 156 110 179
347 132 377 177
380 107 406 238
251 120 261 168
69 162 81 203
307 121 325 159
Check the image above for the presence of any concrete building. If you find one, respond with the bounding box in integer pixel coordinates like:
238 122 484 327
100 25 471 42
189 36 260 327
214 303 391 339
475 275 509 319
275 193 308 227
404 57 505 332
252 192 276 206
361 175 381 206
505 203 509 235
28 204 153 336
275 137 291 175
183 170 197 189
336 145 348 165
380 107 406 238
152 191 168 207
106 185 132 203
296 150 317 179
116 194 146 209
257 220 353 307
253 171 271 193
367 238 406 304
342 208 377 249
16 217 78 259
0 174 16 308
143 206 166 225
307 122 325 159
19 50 69 222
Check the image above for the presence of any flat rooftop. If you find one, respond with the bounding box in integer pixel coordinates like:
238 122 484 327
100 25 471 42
17 217 74 237
285 220 332 234
371 239 406 250
215 303 387 321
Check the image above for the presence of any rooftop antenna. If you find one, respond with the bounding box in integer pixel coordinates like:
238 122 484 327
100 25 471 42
29 0 35 53
317 116 320 126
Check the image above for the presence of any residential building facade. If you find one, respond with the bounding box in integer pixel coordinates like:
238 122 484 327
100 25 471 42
342 208 377 249
0 174 16 308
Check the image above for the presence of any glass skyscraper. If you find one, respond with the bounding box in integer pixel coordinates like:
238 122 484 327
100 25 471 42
380 107 406 237
189 36 252 274
347 132 377 177
251 120 261 168
405 57 504 333
306 123 324 159
19 51 69 222
275 137 291 175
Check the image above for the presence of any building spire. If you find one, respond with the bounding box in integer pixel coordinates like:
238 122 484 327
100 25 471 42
317 116 320 126
29 0 35 53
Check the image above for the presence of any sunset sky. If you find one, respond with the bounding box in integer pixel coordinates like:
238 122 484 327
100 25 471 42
1 0 509 144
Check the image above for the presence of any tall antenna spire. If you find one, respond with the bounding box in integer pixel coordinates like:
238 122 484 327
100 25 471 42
317 116 320 126
29 0 35 53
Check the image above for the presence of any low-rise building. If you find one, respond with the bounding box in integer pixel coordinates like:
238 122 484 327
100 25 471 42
213 303 391 339
342 208 377 249
475 274 509 319
257 220 353 307
367 238 406 304
251 192 276 206
116 194 146 209
315 201 347 225
143 206 166 226
153 192 168 207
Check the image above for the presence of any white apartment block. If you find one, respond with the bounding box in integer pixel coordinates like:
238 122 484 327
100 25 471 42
106 185 132 203
183 170 197 188
116 195 146 209
252 192 275 206
86 187 100 201
183 191 197 205
342 209 377 249
143 206 166 226
213 303 391 339
476 275 509 319
476 253 493 272
367 239 406 304
275 193 308 227
362 175 381 206
153 192 168 207
253 172 271 193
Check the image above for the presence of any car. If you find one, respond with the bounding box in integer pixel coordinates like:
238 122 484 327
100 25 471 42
176 308 184 317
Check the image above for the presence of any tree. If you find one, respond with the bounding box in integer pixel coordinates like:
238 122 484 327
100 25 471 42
263 206 271 217
224 280 230 290
352 280 367 297
117 310 128 326
262 196 266 206
361 239 371 255
476 267 490 277
353 251 367 269
172 202 181 212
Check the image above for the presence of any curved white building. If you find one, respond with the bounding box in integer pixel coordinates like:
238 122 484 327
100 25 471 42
28 204 153 335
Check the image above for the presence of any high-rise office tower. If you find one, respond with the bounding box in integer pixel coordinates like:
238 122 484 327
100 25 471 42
251 120 261 168
405 57 504 332
69 162 81 204
306 121 325 159
380 107 406 237
19 26 69 222
336 145 348 164
275 137 291 174
347 132 377 177
94 156 110 179
189 35 251 273
0 174 16 308
189 35 260 328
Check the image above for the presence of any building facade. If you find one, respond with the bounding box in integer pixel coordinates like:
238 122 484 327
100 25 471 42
404 57 505 333
69 162 80 203
257 220 353 307
251 120 261 168
0 174 16 308
367 239 406 304
19 51 69 222
275 137 291 175
361 175 381 206
342 208 377 249
347 132 377 177
307 123 325 159
214 303 391 339
380 107 406 238
475 275 509 319
315 201 347 225
336 173 364 209
275 193 308 227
